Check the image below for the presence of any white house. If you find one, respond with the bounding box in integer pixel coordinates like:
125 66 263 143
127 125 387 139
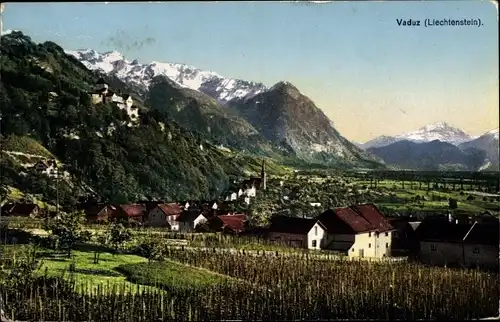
176 210 208 233
146 203 183 230
267 216 327 250
317 204 395 258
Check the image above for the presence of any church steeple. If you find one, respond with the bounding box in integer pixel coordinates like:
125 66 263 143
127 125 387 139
260 159 266 191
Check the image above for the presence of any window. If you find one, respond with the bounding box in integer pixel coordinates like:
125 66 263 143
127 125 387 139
473 247 480 254
312 240 317 248
368 243 372 248
386 243 389 248
368 232 372 237
430 244 437 251
315 226 318 236
385 232 389 237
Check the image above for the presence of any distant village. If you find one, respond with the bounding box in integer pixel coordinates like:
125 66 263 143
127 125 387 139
2 157 498 272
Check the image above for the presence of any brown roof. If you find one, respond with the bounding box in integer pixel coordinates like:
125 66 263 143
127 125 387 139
268 216 324 235
116 204 146 218
157 203 182 216
1 203 38 216
216 215 248 233
350 204 393 233
321 207 374 234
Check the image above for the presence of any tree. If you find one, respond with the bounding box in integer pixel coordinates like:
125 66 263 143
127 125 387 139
448 198 458 210
107 223 132 254
44 210 85 257
137 240 165 263
195 222 212 233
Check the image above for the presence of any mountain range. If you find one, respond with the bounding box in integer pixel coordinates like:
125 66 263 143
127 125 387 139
0 31 496 212
358 122 475 149
0 31 295 207
358 122 498 171
367 140 487 171
66 48 381 169
65 49 267 104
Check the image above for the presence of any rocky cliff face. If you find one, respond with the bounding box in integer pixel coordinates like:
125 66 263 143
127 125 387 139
229 81 383 167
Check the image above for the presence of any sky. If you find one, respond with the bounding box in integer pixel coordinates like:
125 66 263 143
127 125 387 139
2 1 498 142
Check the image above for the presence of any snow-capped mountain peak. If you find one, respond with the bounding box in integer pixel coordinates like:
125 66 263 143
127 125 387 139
65 48 267 104
395 121 473 145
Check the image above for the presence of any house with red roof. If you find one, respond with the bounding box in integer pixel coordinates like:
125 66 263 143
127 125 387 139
146 203 183 230
110 204 146 224
316 203 395 258
208 214 248 234
268 215 327 250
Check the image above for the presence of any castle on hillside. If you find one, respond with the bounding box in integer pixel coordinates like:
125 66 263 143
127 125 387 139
90 78 138 121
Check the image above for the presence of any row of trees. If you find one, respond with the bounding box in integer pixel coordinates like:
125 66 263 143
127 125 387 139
40 211 132 257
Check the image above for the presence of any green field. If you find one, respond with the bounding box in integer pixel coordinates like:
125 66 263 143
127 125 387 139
1 244 237 294
348 177 499 215
117 259 234 290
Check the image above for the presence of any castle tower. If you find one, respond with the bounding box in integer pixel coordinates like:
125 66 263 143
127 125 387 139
260 159 267 191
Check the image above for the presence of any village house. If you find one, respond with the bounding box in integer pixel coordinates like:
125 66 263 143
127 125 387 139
82 203 112 223
0 203 39 217
317 204 394 258
208 214 248 234
267 216 327 250
146 203 183 230
176 209 209 233
416 215 499 270
110 204 146 224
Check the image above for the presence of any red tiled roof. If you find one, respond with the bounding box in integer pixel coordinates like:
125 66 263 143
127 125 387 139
350 204 393 233
158 203 182 216
217 215 247 233
118 204 146 218
217 213 248 220
335 207 374 233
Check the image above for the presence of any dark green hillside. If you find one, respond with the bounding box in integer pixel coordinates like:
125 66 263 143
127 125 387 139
0 31 290 205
